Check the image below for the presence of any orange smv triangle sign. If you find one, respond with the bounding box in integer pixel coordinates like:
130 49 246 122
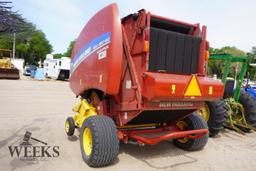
184 75 202 96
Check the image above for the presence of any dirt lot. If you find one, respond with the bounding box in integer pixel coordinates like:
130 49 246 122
0 78 256 171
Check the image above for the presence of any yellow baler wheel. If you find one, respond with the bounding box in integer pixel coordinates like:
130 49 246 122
83 128 92 156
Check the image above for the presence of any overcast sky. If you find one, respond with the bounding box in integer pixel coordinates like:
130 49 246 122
13 0 256 54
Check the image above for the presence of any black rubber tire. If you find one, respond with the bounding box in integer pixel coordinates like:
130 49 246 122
239 90 256 127
65 117 75 136
173 113 209 151
58 72 66 80
80 115 119 167
206 100 227 137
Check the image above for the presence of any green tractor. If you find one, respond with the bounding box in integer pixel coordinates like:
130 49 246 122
198 54 256 136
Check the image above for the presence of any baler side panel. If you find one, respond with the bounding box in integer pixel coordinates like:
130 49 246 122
115 13 149 110
69 4 123 96
119 60 137 105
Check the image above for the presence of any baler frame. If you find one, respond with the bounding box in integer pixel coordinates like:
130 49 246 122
119 125 207 145
70 97 208 146
65 3 225 167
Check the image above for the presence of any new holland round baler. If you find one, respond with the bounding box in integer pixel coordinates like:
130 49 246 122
65 3 224 167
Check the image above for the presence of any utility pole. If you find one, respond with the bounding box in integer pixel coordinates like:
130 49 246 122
12 32 16 58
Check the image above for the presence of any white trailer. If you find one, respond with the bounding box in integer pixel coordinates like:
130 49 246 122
44 54 71 80
11 58 24 73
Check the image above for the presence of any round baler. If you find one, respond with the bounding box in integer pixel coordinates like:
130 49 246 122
65 3 224 167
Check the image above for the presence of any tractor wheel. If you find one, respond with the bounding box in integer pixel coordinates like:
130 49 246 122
80 115 119 167
65 117 75 136
173 113 209 151
198 100 227 137
239 90 256 127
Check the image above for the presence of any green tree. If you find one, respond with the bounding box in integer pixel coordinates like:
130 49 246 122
16 43 28 59
64 40 76 57
0 13 52 65
0 34 12 50
208 46 246 78
26 31 52 64
247 47 256 80
53 53 63 59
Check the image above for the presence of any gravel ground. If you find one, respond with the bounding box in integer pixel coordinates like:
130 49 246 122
0 78 256 171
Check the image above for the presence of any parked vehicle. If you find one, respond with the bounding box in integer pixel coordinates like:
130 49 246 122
0 58 20 79
65 4 224 167
44 54 70 80
23 65 37 76
198 54 256 136
244 84 256 99
11 58 24 74
0 49 20 79
243 64 256 99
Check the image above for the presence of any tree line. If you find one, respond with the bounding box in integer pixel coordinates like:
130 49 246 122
1 3 256 80
208 46 256 80
53 40 75 59
0 4 73 65
0 8 52 65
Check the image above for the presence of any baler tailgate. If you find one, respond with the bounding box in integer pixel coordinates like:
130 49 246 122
149 17 201 74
